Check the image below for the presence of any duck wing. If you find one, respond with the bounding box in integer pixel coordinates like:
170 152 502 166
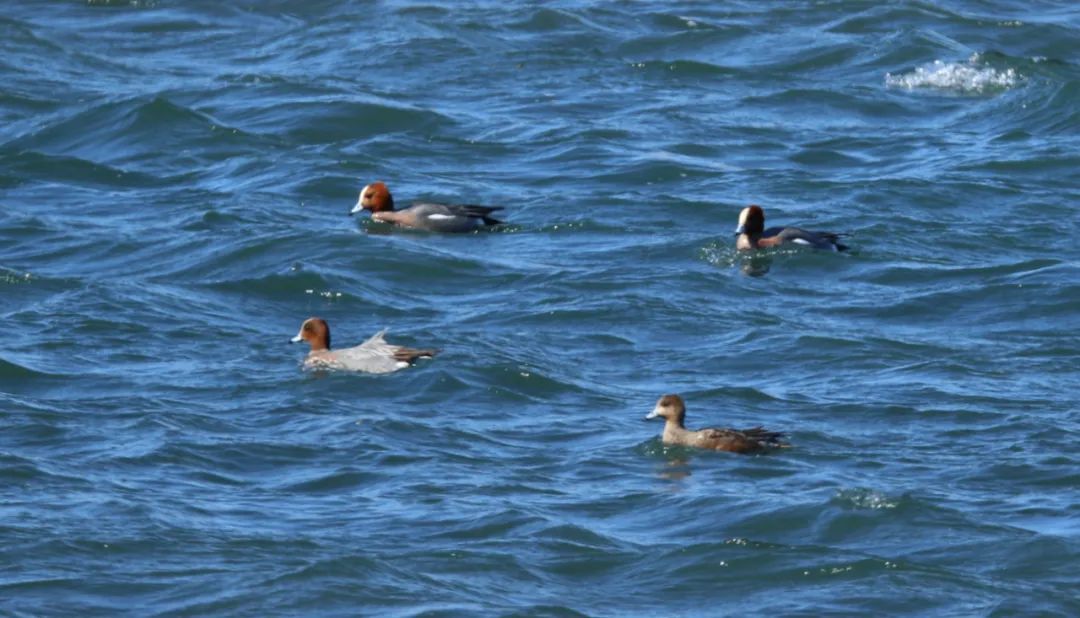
393 345 438 363
697 426 788 452
444 203 504 225
768 226 848 251
402 203 504 230
332 330 410 374
736 426 788 447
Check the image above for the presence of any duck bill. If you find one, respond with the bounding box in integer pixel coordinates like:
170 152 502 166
348 201 366 216
734 223 746 236
645 406 662 421
290 331 304 343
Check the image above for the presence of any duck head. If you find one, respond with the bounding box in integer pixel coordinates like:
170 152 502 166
350 181 394 216
646 394 687 428
735 205 765 236
291 317 331 351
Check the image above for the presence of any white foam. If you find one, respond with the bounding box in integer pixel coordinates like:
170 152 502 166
885 54 1020 94
835 488 900 510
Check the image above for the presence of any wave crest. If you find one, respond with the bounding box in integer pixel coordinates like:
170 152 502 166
886 54 1020 94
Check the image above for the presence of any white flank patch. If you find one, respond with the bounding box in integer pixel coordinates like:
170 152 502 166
792 238 812 246
426 214 454 220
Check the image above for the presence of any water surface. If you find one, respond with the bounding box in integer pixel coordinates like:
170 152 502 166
2 1 1078 615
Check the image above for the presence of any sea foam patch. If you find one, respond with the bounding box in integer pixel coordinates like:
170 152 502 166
886 54 1020 94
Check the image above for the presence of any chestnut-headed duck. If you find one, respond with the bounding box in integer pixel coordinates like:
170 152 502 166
645 394 788 454
290 317 437 373
735 205 848 252
348 181 504 232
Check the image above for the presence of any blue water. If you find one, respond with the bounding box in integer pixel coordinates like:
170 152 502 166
2 1 1079 615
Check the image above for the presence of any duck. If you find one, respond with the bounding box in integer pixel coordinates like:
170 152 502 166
735 205 848 252
290 317 437 373
348 181 504 232
645 394 788 454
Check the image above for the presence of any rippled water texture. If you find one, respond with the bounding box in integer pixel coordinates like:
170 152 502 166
2 1 1079 615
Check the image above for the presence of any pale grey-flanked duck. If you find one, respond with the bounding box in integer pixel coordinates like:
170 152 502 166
349 181 504 232
290 317 436 373
645 394 788 454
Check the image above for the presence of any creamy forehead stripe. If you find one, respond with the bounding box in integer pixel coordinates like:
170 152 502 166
360 183 371 197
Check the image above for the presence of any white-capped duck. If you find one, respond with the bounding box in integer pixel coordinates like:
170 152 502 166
735 205 848 252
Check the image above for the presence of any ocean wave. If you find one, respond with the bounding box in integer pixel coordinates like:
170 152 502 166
232 98 454 146
0 356 67 381
833 488 903 510
0 148 165 189
885 54 1021 94
86 0 158 7
0 267 33 285
627 59 742 78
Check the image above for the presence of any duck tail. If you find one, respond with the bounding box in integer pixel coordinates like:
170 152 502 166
460 204 505 226
825 231 850 251
395 347 439 364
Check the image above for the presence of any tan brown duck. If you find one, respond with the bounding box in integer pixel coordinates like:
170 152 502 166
645 394 788 454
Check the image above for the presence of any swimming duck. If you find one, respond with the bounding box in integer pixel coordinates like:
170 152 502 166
645 394 788 453
735 205 848 251
348 181 504 232
290 317 437 373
